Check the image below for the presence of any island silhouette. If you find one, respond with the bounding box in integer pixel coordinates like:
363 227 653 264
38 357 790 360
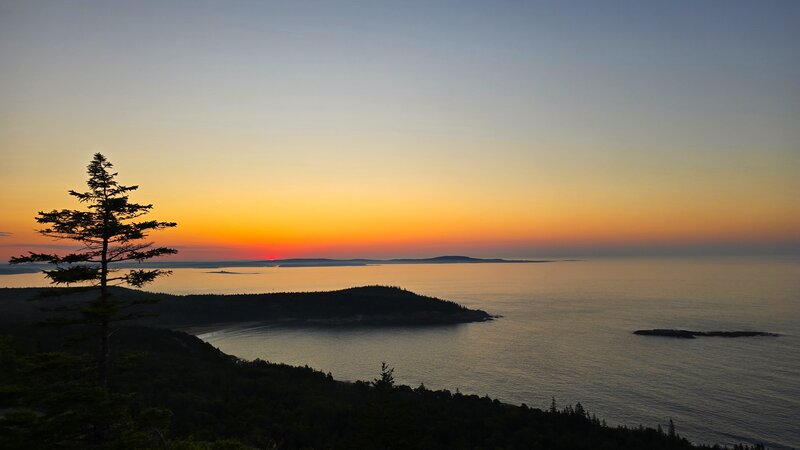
634 329 779 339
0 255 553 274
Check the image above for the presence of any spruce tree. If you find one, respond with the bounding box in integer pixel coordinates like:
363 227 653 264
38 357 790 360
9 153 177 387
372 361 396 393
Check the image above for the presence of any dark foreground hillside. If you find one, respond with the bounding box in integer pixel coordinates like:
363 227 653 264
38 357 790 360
0 325 762 450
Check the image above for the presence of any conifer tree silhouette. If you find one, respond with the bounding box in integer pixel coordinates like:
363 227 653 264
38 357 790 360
10 153 177 387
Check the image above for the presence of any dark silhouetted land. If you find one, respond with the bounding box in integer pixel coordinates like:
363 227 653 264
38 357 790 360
0 288 771 449
2 324 767 449
0 286 493 329
634 329 779 339
0 255 554 274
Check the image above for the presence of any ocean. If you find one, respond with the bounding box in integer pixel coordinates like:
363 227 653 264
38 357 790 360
3 257 798 448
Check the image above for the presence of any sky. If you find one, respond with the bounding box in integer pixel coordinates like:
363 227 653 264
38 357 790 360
1 0 799 260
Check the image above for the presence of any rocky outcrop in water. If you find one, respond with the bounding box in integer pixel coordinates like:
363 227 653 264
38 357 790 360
633 329 779 339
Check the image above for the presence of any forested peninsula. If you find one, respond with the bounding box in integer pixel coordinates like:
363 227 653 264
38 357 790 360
0 286 492 328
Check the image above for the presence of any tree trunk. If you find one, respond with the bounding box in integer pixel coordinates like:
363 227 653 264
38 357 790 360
99 233 109 389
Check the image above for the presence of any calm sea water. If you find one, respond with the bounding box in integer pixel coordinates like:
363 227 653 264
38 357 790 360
3 258 798 448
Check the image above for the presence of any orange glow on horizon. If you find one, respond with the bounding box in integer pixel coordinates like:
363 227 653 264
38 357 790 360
1 2 799 261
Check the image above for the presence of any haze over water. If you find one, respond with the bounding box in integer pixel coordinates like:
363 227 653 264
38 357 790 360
4 257 798 448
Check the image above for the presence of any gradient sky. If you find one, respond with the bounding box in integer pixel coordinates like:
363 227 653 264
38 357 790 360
1 0 799 259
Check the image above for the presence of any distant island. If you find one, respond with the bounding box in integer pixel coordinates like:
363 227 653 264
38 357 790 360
0 255 558 274
205 270 256 274
273 255 543 267
0 286 493 329
634 329 779 339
